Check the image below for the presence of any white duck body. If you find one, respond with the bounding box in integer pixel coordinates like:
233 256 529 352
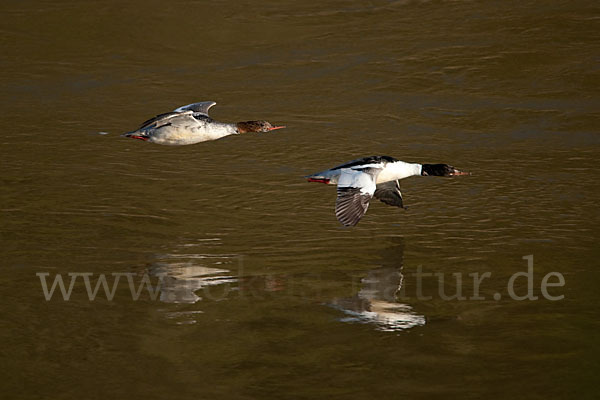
375 160 422 183
307 156 422 186
145 114 238 146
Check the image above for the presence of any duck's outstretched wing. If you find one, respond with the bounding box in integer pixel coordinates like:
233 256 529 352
374 180 405 208
137 110 195 130
335 167 382 226
173 101 217 117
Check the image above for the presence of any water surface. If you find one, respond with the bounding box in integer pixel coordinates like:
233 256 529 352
1 1 599 399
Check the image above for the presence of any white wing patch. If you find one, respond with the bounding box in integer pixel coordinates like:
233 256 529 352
337 167 379 194
173 101 217 116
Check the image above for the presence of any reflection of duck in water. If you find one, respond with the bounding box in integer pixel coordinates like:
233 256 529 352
149 258 237 304
147 249 285 305
330 240 425 332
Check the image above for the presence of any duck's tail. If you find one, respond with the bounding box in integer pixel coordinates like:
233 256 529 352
305 172 331 184
307 177 330 184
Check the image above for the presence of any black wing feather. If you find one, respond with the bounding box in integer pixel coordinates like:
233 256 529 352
335 187 373 226
374 180 405 208
331 156 399 171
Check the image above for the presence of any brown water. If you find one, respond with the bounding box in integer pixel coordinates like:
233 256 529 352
2 1 599 399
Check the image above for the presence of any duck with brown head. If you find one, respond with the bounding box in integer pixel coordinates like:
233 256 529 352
121 101 285 145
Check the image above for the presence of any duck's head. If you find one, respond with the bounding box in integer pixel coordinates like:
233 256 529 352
421 164 470 176
236 120 286 133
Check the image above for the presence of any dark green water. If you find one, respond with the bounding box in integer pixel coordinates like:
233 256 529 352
1 1 599 399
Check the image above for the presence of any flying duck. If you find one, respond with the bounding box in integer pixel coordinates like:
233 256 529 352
122 101 285 145
306 155 469 226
